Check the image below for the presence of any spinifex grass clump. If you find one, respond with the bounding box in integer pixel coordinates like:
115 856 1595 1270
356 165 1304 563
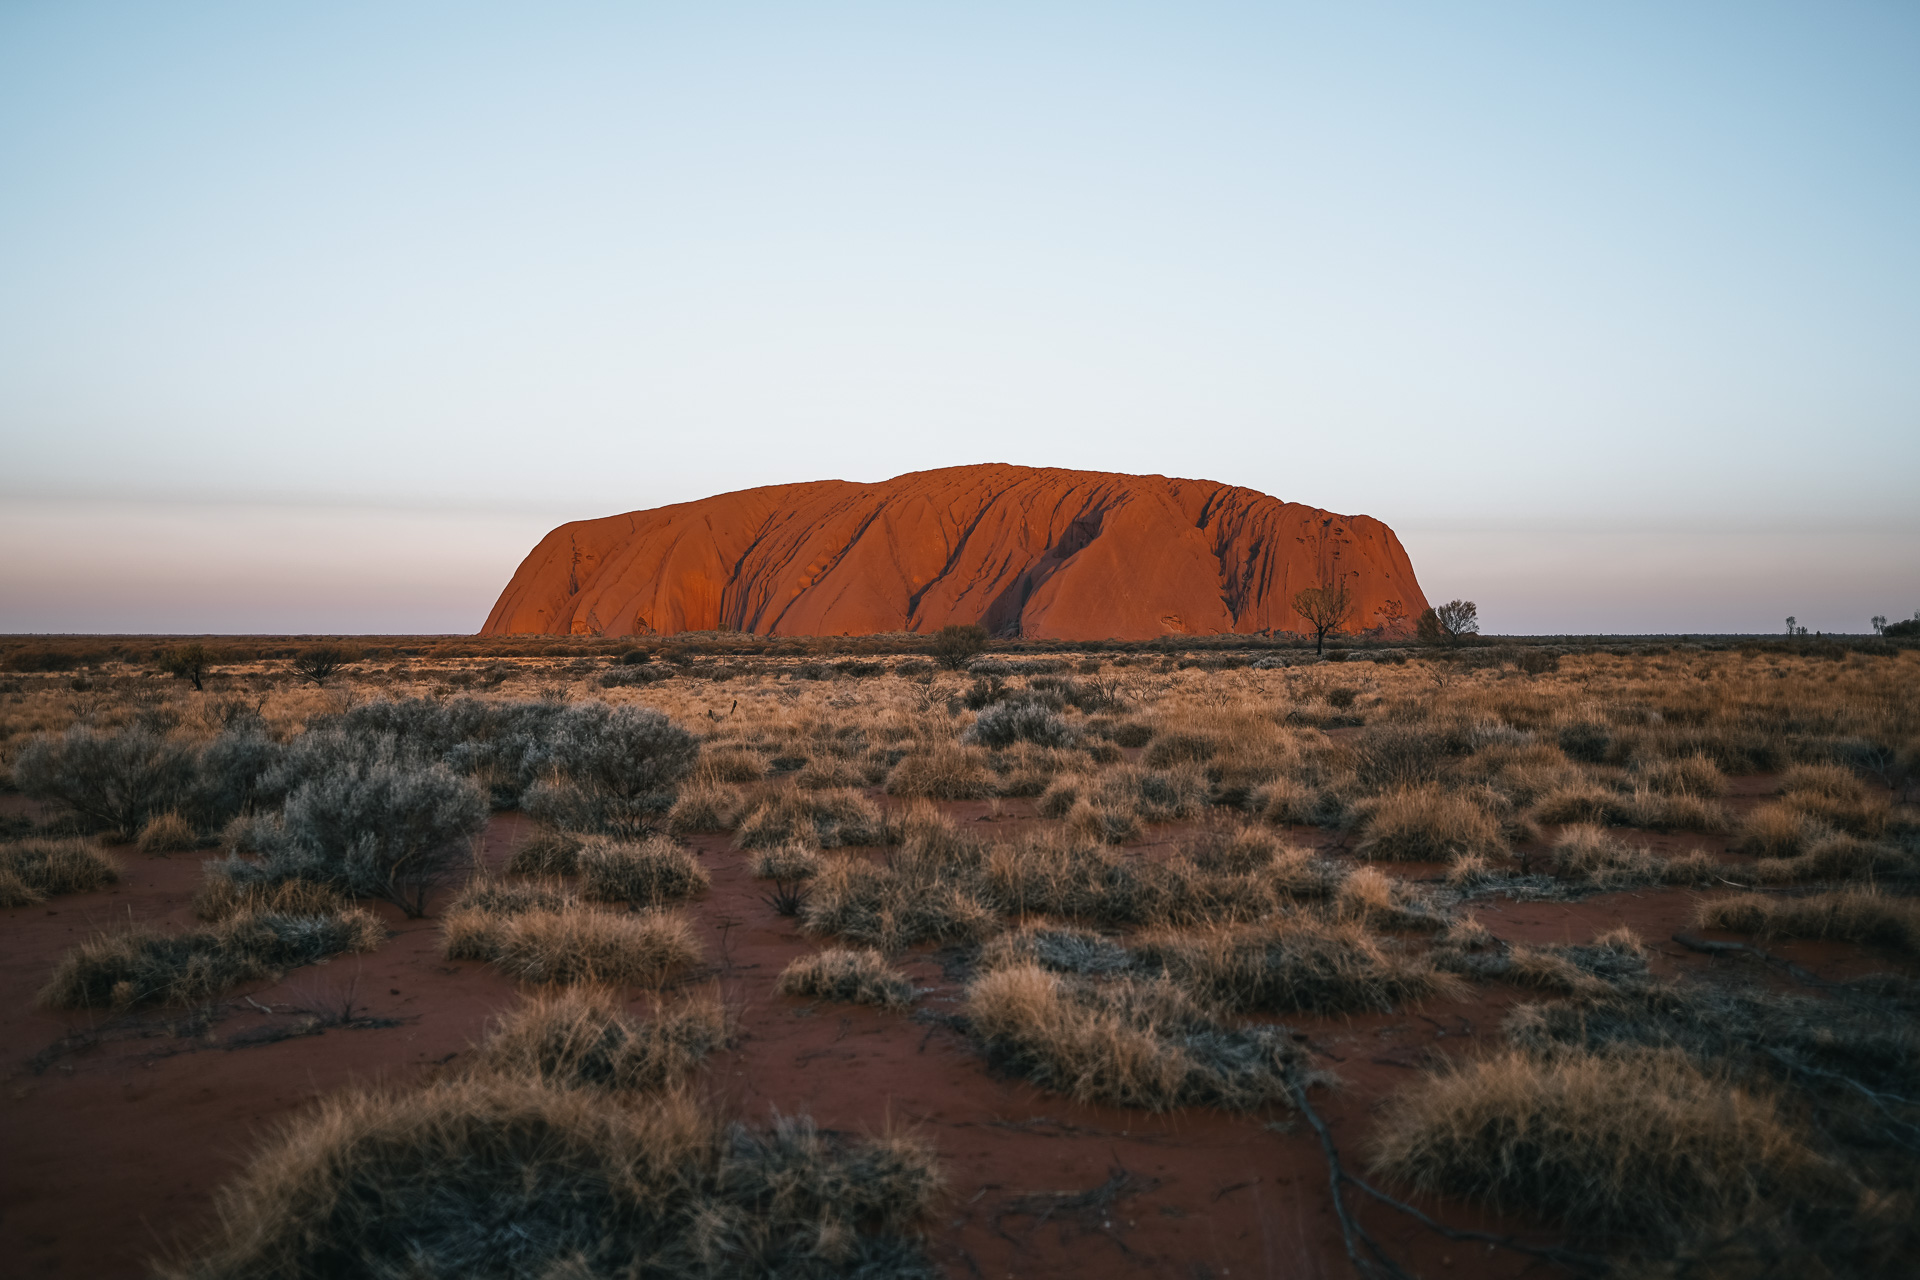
442 886 703 987
1370 1048 1829 1246
158 1081 943 1280
1132 915 1462 1015
39 909 384 1010
735 789 885 850
775 948 915 1010
1697 887 1920 957
964 963 1309 1111
578 835 710 906
0 837 118 907
474 987 730 1093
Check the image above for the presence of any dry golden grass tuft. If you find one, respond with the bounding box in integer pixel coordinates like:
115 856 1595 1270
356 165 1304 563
137 811 199 854
1734 803 1830 858
734 789 883 850
694 745 767 784
883 743 994 799
473 986 729 1092
665 782 739 835
1551 824 1661 886
1355 785 1506 862
0 836 118 906
964 962 1306 1111
157 1078 942 1279
1697 887 1920 957
802 853 998 953
1134 915 1461 1015
1750 831 1912 884
459 906 703 986
192 873 349 922
775 947 915 1009
1370 1048 1828 1245
1634 753 1728 797
578 835 710 906
748 841 823 881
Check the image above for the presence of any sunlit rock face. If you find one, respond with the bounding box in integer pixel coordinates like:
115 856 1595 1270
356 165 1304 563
480 464 1429 641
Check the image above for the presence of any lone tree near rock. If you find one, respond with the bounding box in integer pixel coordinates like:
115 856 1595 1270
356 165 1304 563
158 643 215 691
1292 579 1354 656
292 644 359 686
1417 600 1479 645
931 623 989 670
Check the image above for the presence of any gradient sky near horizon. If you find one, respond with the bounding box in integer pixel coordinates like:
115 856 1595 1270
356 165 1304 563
3 2 1917 636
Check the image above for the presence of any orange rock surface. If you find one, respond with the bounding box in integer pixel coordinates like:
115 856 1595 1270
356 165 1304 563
480 464 1429 641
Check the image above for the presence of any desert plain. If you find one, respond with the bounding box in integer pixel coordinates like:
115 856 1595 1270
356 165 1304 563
1 631 1916 1279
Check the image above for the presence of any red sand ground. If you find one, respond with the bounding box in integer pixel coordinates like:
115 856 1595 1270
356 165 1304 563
0 784 1867 1280
481 464 1430 641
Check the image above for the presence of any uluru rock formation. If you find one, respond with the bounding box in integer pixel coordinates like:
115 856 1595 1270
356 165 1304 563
481 465 1429 641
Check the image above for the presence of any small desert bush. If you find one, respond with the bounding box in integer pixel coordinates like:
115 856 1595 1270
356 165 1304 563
579 835 710 906
1135 916 1459 1015
218 749 488 917
775 948 915 1009
13 725 197 838
0 837 118 906
137 811 199 854
450 905 702 986
505 828 584 876
1370 1047 1826 1246
666 782 739 835
883 744 994 800
474 986 729 1092
1355 785 1506 862
734 789 883 850
521 703 699 839
40 908 383 1010
1697 887 1920 957
158 1079 941 1279
966 699 1078 750
749 842 823 882
964 963 1307 1111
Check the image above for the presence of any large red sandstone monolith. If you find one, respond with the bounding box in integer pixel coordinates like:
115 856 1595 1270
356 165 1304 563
480 464 1428 641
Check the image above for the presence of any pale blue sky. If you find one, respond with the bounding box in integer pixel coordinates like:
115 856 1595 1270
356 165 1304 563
3 2 1916 633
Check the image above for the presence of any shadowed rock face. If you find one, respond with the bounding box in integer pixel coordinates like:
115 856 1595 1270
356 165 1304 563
480 464 1429 640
